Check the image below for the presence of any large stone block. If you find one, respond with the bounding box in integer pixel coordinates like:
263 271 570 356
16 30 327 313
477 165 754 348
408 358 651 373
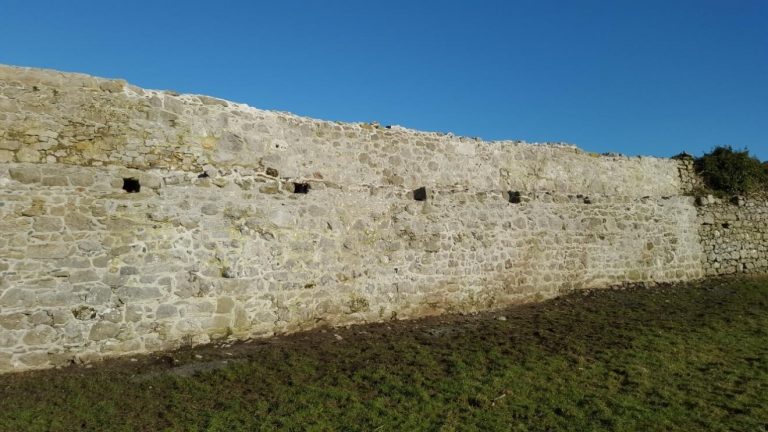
8 166 41 183
22 325 58 345
116 286 164 301
89 322 120 341
27 243 70 259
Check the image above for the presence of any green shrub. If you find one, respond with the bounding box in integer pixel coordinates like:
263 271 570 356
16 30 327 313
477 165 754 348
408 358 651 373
694 146 768 196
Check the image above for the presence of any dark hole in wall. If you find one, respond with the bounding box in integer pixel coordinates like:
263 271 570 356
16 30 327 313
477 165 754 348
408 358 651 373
413 187 428 201
197 172 209 178
507 191 521 204
722 223 730 229
293 182 310 194
122 178 141 193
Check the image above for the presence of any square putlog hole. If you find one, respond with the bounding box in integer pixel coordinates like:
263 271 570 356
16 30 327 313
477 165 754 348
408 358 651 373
293 182 310 194
507 191 521 204
122 178 141 193
413 187 428 201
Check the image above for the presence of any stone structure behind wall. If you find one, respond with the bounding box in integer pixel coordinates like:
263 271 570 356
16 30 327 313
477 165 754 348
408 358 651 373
697 196 768 275
0 64 765 373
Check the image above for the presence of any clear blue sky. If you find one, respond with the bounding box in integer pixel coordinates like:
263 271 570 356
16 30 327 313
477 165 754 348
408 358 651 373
1 0 766 160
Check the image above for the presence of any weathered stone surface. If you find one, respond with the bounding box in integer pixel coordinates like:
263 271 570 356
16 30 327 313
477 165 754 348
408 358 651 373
216 297 235 314
26 244 70 259
33 217 64 232
68 172 94 187
698 198 768 276
9 166 40 183
0 149 15 163
0 64 764 374
156 304 178 319
89 322 120 341
0 313 28 330
116 286 163 301
15 147 40 163
22 325 57 345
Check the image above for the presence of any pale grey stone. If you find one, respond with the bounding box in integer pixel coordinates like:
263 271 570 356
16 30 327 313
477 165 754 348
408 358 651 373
68 172 94 187
156 304 178 319
64 212 93 231
0 139 21 150
22 325 57 345
0 313 28 330
8 166 41 183
27 243 70 259
89 322 120 341
116 286 163 301
216 297 235 314
201 203 219 215
15 147 41 163
0 333 17 348
125 305 143 322
41 176 69 187
29 311 53 326
101 308 123 323
69 270 99 284
0 149 12 163
119 266 138 276
77 240 102 253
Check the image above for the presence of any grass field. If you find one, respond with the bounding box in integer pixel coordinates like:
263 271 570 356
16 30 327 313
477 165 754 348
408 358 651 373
1 277 767 431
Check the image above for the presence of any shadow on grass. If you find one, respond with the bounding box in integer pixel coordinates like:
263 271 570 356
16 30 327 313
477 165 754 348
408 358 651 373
1 277 767 431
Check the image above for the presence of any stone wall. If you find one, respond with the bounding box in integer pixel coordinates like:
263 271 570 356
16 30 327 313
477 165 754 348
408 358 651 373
0 65 682 195
697 196 768 275
0 64 760 373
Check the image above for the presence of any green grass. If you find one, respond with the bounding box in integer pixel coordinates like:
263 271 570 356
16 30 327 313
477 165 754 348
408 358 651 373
1 277 767 431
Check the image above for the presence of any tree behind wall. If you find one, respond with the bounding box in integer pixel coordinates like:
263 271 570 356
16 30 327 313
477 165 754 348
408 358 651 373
694 146 768 196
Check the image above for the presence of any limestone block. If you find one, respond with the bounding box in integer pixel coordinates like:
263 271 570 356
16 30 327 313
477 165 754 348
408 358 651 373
8 166 41 183
156 304 178 319
0 140 21 150
200 203 219 215
29 311 53 326
0 332 18 348
22 325 57 345
216 297 235 314
64 212 93 231
116 286 164 301
41 176 69 187
0 149 13 163
89 322 120 341
125 305 143 322
68 172 94 187
32 216 64 233
0 313 29 330
15 147 40 163
27 243 70 259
